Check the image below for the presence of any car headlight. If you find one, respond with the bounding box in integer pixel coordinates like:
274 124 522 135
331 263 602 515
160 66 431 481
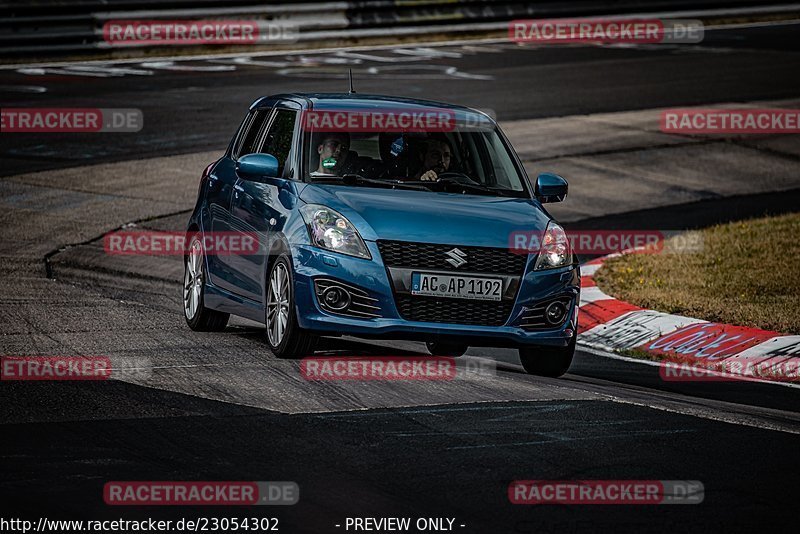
299 204 371 259
534 221 571 270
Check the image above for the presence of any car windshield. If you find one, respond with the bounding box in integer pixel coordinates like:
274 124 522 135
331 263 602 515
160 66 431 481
302 108 529 197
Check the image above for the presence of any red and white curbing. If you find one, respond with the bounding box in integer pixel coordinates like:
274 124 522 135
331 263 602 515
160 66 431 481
577 253 800 383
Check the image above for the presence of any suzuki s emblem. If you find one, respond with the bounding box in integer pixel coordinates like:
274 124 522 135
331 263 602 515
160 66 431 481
445 248 468 268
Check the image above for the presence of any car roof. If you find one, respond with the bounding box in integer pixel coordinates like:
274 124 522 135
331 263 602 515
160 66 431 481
251 92 493 119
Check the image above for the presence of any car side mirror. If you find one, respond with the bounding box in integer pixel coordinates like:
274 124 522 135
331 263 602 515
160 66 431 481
534 172 568 203
236 153 280 180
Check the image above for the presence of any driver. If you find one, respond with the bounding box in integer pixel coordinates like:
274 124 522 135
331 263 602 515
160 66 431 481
414 137 452 181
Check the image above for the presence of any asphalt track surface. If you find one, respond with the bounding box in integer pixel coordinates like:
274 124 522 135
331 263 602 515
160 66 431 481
1 22 800 533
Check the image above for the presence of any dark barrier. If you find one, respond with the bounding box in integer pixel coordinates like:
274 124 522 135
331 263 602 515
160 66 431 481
0 0 796 58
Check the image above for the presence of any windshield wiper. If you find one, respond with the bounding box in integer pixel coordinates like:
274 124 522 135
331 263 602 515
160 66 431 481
343 174 431 191
311 174 429 191
428 177 513 197
311 174 515 196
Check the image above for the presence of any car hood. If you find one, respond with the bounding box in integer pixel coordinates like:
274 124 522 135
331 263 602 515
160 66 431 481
299 184 551 248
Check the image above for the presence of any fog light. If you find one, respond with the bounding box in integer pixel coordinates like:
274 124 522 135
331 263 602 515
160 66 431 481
545 301 567 325
322 286 351 311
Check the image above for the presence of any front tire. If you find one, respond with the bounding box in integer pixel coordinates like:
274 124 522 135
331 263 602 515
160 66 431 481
266 254 318 359
518 337 575 377
184 234 229 331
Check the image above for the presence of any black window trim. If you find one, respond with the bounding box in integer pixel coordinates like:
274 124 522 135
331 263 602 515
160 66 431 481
257 105 300 180
234 107 273 161
231 110 257 160
228 112 253 159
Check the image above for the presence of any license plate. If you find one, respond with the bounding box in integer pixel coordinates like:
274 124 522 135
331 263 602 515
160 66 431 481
411 272 503 301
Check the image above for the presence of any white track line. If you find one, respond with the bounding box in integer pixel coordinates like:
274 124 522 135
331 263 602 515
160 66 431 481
2 5 799 70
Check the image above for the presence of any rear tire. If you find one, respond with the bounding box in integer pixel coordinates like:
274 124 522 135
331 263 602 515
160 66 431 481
518 337 575 377
426 341 468 357
266 254 318 359
183 233 230 332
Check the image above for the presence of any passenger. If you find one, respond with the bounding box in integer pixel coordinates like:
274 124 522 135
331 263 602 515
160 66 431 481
312 132 350 175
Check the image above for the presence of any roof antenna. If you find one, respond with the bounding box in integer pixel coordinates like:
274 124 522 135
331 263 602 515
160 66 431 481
348 69 356 94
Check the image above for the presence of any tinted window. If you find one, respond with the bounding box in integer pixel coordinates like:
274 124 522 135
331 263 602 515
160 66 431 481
258 109 297 176
237 109 270 158
303 128 525 195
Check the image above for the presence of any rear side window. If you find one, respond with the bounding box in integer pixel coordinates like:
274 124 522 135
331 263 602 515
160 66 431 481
258 109 297 177
237 109 271 158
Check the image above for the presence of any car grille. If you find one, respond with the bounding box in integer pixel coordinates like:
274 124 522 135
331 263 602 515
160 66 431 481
377 240 527 275
377 240 526 326
394 295 514 326
518 296 573 330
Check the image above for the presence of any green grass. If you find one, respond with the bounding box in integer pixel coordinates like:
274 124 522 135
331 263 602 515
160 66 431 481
594 212 800 334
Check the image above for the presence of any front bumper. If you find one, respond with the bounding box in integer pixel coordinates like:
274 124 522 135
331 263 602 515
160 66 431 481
292 241 580 348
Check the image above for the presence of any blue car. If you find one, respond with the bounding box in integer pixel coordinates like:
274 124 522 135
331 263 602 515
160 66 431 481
184 93 580 377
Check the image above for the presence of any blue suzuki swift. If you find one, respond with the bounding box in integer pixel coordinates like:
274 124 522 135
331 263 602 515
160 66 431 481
184 93 580 377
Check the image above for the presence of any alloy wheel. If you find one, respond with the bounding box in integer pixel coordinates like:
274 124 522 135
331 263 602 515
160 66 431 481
267 262 290 346
183 238 203 320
